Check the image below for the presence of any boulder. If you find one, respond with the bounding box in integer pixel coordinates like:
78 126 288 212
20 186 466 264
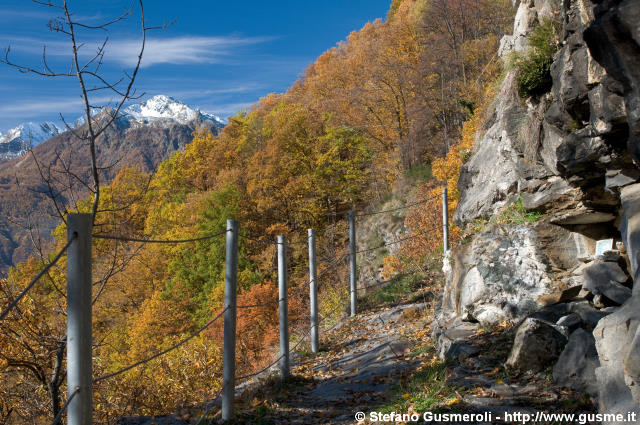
553 328 600 396
437 225 556 329
624 327 640 408
556 313 582 330
570 300 612 327
599 284 632 305
620 183 640 286
605 169 639 193
597 249 621 262
537 285 582 306
593 296 640 421
593 294 609 309
506 318 569 371
582 261 632 305
528 303 572 323
436 321 479 360
444 342 481 362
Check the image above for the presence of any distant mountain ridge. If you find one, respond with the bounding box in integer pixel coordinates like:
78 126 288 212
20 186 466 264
0 122 63 162
0 94 226 272
0 95 226 163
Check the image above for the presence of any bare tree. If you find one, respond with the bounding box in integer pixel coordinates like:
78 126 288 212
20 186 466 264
1 0 155 222
0 1 168 421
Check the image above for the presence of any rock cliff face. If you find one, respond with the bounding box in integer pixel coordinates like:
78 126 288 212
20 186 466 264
434 0 640 421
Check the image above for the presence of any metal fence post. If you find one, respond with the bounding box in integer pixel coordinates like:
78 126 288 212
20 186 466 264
277 235 290 380
66 213 93 425
442 188 449 252
348 210 357 317
222 219 238 421
308 229 319 353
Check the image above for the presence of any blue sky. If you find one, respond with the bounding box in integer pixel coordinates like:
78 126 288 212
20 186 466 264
0 0 391 131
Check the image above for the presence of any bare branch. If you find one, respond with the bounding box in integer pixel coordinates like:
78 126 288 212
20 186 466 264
79 38 109 73
70 4 134 31
31 0 64 10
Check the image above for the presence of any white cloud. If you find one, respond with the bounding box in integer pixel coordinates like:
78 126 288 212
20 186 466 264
0 34 275 68
107 35 274 67
141 84 265 100
0 9 56 22
0 95 114 119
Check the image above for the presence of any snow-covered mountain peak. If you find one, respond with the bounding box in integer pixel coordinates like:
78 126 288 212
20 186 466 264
0 122 62 146
123 94 225 126
0 121 63 161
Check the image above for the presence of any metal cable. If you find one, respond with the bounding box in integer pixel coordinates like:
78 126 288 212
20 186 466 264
315 252 349 291
237 300 279 309
93 307 228 383
235 294 347 382
235 248 349 310
234 324 310 382
355 193 440 217
0 235 76 321
244 234 308 247
50 386 79 425
92 229 228 244
275 239 307 246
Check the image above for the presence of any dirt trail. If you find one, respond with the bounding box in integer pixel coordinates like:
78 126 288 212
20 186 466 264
233 301 597 424
121 293 597 424
260 303 427 424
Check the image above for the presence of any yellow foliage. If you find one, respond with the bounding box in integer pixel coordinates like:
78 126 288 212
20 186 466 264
381 255 404 280
402 75 500 259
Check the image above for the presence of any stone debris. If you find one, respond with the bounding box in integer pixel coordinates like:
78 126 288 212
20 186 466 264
506 318 568 372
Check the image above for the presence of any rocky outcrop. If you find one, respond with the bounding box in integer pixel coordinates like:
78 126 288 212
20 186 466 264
583 0 640 164
455 0 630 228
582 260 632 304
434 0 640 419
439 224 557 327
581 2 640 421
434 220 609 330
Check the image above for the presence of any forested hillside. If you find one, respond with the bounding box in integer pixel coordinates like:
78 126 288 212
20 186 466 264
0 0 515 422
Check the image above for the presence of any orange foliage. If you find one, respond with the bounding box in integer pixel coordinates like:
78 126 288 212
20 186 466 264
207 283 280 374
401 80 500 260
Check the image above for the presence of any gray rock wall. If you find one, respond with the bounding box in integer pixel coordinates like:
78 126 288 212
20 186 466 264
435 0 640 420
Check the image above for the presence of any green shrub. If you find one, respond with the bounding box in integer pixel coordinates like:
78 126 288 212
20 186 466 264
513 19 559 98
405 163 432 182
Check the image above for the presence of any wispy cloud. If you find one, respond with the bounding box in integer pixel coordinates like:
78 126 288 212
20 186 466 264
0 9 56 22
107 35 275 67
140 83 265 100
0 7 105 22
201 101 256 118
0 95 113 121
0 34 276 67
